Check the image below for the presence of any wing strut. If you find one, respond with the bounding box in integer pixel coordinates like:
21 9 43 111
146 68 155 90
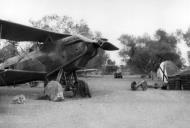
45 35 54 42
56 68 63 82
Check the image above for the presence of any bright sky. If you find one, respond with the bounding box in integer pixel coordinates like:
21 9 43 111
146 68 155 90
1 0 190 65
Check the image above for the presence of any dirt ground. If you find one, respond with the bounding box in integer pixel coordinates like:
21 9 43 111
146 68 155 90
0 75 190 128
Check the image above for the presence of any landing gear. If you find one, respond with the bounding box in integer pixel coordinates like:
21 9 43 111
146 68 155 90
74 80 91 97
53 69 91 98
72 71 91 98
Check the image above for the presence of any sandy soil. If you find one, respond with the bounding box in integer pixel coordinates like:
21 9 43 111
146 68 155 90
0 75 190 128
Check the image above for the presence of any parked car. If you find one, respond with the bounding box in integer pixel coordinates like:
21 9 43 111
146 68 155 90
114 72 123 78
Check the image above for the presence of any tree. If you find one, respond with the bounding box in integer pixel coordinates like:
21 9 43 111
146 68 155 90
107 59 116 65
183 28 190 47
182 28 190 65
0 42 18 62
118 35 136 64
118 29 183 74
29 15 93 38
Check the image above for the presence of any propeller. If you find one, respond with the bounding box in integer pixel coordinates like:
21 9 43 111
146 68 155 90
96 38 119 51
75 35 119 51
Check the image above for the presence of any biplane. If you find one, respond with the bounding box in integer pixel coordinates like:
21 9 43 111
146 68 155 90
0 19 118 97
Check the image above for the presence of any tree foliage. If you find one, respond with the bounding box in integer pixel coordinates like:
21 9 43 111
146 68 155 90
29 15 93 38
183 28 190 47
119 29 183 74
0 42 18 62
107 59 116 65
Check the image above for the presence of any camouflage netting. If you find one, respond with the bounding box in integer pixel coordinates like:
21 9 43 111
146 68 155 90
45 81 64 101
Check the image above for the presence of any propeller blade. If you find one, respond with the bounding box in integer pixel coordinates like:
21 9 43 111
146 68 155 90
76 35 119 51
99 42 119 51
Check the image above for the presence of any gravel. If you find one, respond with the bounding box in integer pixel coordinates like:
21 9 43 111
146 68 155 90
0 75 190 128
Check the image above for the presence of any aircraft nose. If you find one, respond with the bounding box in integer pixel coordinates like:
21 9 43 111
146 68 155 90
98 41 119 51
94 38 119 51
75 35 118 51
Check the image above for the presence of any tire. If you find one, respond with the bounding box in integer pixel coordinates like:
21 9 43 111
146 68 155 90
75 80 91 98
72 85 77 97
131 81 137 90
78 81 86 97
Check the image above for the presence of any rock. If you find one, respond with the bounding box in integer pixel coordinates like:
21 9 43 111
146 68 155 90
12 94 26 104
45 81 64 101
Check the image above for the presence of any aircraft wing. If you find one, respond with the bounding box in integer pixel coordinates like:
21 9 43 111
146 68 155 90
0 19 71 42
0 69 46 86
76 69 98 73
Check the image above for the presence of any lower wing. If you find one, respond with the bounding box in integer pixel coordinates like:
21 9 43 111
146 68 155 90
0 69 46 86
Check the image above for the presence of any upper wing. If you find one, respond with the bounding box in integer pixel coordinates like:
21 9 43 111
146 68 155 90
0 19 71 42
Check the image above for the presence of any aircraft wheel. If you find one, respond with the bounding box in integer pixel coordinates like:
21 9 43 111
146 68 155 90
161 83 168 90
142 85 148 90
131 81 137 90
74 80 91 97
141 80 148 91
72 84 77 97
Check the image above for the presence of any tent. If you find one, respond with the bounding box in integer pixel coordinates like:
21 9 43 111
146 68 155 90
157 61 179 83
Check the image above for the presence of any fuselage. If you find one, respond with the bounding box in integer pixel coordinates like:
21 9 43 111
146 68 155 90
0 36 98 74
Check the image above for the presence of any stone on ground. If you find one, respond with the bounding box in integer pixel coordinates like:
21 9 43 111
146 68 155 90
45 81 64 101
12 94 26 104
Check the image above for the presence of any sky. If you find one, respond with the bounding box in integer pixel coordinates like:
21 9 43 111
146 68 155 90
1 0 190 65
